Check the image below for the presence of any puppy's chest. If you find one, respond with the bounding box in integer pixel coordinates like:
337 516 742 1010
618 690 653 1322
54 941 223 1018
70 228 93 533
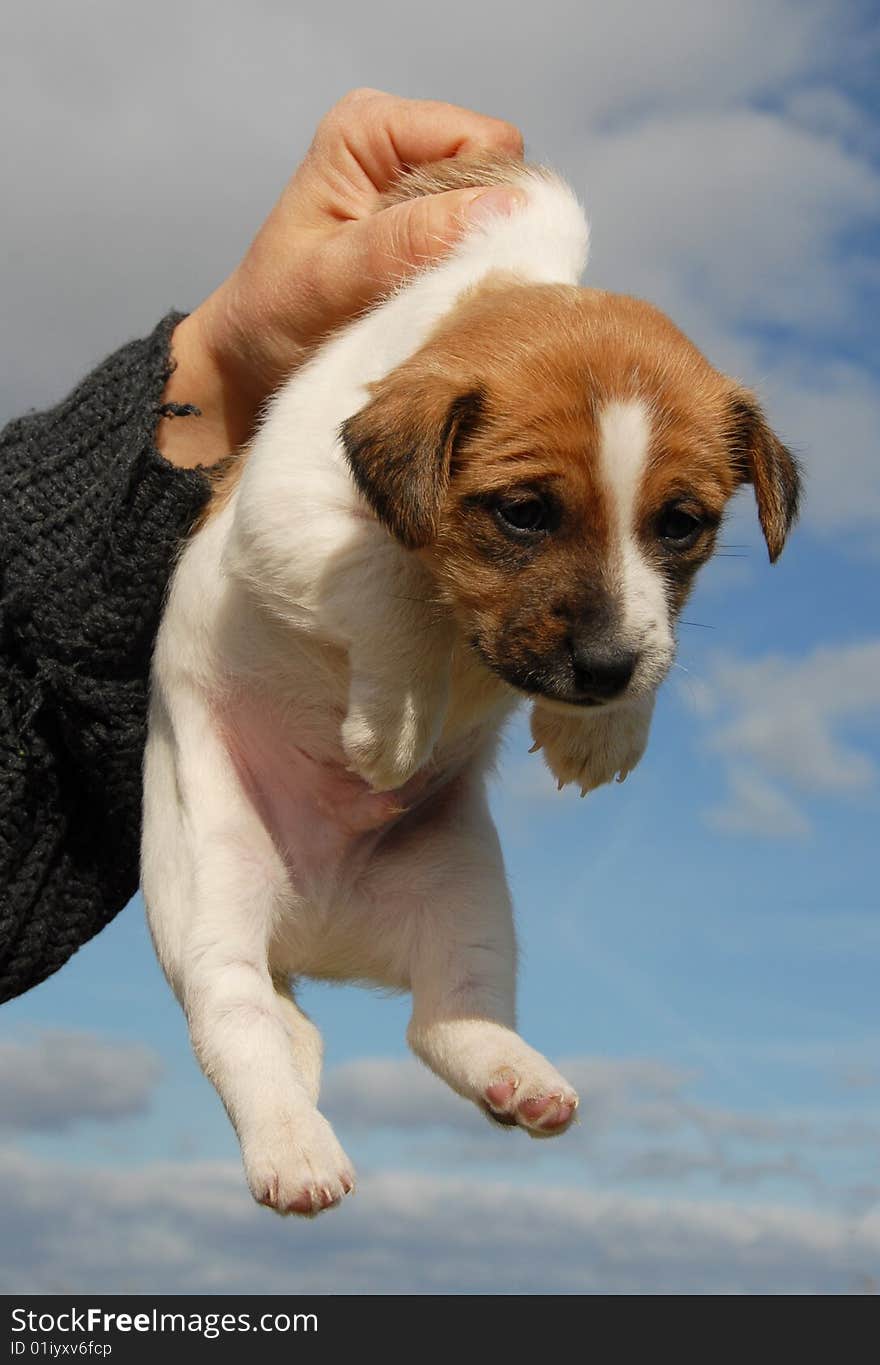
218 694 452 895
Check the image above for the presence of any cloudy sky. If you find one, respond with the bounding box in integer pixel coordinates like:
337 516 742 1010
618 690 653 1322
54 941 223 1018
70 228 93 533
1 0 879 1295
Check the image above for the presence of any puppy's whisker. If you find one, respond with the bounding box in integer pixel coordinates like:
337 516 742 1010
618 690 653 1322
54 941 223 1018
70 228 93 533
679 621 715 629
671 661 704 709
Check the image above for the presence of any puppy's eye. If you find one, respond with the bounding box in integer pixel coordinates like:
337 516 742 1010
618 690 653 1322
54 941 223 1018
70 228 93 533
495 495 554 535
656 503 704 548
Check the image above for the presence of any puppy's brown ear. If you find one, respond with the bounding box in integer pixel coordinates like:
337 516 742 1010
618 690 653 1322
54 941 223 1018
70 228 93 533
340 366 483 549
727 390 802 562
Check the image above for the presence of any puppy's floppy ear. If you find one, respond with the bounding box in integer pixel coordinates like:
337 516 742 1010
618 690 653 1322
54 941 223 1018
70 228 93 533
340 363 483 550
727 389 802 562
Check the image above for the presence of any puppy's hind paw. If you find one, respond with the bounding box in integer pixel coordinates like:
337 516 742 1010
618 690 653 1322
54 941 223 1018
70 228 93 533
481 1069 579 1138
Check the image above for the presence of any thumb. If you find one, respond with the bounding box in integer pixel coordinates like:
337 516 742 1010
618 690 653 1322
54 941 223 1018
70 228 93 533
355 184 527 288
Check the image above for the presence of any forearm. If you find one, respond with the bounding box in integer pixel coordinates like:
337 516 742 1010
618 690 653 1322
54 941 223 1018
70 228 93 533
0 314 211 1001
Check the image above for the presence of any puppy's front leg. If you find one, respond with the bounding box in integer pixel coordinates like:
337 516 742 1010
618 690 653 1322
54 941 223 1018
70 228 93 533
230 478 454 793
404 790 578 1136
530 693 656 795
343 625 454 792
328 540 456 792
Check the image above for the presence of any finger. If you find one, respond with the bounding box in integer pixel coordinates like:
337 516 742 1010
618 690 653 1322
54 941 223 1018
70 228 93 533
327 89 524 194
351 183 527 290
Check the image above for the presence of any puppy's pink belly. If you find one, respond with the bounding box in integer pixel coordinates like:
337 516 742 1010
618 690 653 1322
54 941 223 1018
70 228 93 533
220 703 423 888
251 758 407 883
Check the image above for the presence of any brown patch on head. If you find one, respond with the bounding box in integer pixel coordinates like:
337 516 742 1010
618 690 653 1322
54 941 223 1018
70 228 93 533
341 376 484 549
343 279 800 706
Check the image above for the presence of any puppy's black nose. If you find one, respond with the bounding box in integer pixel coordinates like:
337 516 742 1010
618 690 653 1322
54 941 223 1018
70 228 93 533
569 640 638 701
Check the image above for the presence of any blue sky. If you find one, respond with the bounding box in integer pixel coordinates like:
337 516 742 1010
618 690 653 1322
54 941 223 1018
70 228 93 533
1 0 878 1294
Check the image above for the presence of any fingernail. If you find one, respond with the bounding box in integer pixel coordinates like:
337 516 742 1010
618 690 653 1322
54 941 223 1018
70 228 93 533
465 186 527 225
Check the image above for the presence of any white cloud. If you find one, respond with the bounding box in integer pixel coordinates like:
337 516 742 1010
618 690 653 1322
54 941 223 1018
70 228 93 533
784 85 877 146
1 0 875 546
323 1056 467 1131
579 109 880 331
323 1053 880 1190
0 1 873 403
684 640 880 833
323 1054 694 1136
0 1032 162 1133
614 1148 816 1191
0 1042 874 1291
0 1146 877 1294
709 642 880 789
707 767 812 837
765 361 880 536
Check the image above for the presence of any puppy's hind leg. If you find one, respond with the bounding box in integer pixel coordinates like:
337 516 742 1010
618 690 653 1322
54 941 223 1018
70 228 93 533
399 788 579 1138
143 690 353 1216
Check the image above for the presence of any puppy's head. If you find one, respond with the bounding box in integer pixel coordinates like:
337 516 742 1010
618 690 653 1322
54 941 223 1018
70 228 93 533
341 283 800 711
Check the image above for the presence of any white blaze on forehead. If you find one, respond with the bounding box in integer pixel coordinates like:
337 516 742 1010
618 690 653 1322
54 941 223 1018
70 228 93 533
597 398 652 534
597 398 670 660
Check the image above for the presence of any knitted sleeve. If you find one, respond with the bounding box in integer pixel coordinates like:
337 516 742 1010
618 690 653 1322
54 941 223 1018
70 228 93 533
0 313 211 1002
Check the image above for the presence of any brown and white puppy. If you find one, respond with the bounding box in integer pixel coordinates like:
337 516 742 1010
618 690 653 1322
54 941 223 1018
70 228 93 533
343 276 800 787
142 155 800 1218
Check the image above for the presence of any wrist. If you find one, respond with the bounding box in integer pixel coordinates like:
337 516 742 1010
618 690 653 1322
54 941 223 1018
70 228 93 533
156 297 260 469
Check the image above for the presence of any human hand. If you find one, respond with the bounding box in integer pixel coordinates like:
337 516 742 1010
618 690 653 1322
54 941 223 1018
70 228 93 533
160 89 523 468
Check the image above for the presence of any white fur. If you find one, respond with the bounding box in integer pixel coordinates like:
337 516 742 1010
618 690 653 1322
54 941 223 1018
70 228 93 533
526 401 670 795
142 169 641 1218
598 398 675 690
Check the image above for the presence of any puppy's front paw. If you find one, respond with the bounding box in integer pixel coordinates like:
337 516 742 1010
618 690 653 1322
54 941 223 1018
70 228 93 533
342 684 443 792
531 695 654 795
243 1107 356 1218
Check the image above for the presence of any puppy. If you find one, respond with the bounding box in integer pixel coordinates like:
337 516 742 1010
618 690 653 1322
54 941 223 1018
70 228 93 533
142 155 800 1217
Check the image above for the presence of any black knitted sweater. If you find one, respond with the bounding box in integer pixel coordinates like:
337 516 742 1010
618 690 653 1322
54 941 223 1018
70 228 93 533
0 314 211 1002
